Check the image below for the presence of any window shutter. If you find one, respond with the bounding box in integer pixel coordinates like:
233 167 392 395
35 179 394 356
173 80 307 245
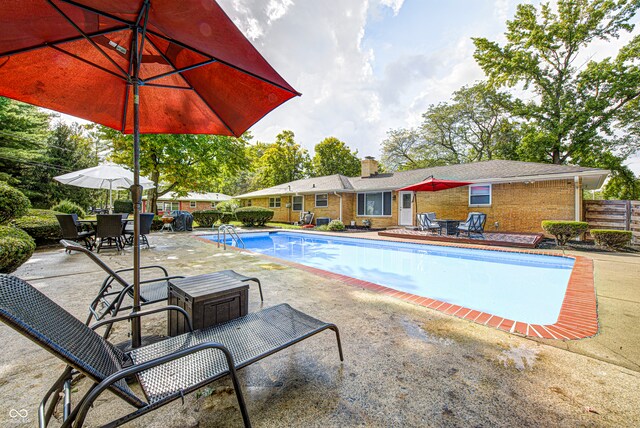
357 193 365 216
383 192 392 215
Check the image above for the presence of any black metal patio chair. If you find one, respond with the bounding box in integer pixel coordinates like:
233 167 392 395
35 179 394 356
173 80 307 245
56 214 96 251
123 213 154 248
60 241 264 334
96 214 126 253
456 212 487 238
416 212 441 234
0 274 343 428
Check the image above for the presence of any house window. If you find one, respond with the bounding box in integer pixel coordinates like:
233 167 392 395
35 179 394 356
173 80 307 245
469 184 491 206
315 193 328 207
190 201 196 208
292 195 304 211
357 191 392 216
211 202 216 208
246 199 252 207
163 202 179 212
269 197 281 208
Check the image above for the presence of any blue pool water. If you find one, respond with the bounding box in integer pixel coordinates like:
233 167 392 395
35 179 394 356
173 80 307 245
204 232 574 325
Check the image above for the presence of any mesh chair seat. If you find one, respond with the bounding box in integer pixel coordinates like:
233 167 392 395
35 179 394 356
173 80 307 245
130 304 329 404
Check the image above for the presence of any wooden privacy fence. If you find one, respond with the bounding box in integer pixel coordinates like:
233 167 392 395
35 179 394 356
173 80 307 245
583 200 640 243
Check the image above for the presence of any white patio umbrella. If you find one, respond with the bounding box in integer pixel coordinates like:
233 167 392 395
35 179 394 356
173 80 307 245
54 164 153 212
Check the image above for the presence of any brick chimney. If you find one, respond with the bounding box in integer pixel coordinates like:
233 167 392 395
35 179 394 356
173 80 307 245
361 156 379 177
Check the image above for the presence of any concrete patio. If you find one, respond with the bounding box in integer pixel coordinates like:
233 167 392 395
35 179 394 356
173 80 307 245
1 231 639 427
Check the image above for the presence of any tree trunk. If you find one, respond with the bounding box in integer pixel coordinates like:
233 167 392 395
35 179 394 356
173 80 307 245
149 171 160 214
552 148 561 164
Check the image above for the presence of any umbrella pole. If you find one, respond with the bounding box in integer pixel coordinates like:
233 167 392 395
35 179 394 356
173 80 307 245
131 25 142 349
109 181 113 214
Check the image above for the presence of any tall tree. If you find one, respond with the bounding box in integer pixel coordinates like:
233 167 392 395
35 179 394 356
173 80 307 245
473 0 640 166
381 83 519 170
0 97 50 187
311 137 361 177
28 122 98 208
254 130 310 187
105 128 249 213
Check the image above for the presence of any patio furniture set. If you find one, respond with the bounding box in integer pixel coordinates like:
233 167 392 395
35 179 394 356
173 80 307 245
416 212 487 238
57 213 155 253
0 240 343 427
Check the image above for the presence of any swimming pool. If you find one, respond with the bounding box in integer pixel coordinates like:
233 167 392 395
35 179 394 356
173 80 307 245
204 231 574 325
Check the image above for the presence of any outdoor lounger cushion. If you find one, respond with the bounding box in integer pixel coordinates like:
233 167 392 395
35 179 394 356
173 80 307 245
0 274 343 428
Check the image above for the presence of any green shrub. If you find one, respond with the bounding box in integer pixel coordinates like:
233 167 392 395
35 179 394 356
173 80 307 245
151 215 164 231
12 209 64 246
235 207 274 227
0 182 31 224
0 225 36 273
541 220 589 246
192 210 223 228
216 199 240 213
316 224 329 231
113 199 134 214
590 229 633 249
327 220 345 231
51 200 86 218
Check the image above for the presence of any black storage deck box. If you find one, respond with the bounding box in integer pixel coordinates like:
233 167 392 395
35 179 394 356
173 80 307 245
168 273 249 336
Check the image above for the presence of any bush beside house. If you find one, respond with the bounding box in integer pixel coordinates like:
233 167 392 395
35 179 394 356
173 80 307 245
541 221 589 246
591 229 632 249
235 207 274 227
13 209 64 246
0 225 36 273
51 200 86 218
192 210 222 228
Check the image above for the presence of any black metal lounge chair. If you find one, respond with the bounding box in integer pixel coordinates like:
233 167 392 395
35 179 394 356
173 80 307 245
60 240 264 333
416 212 441 234
0 274 343 428
56 214 96 251
456 212 487 238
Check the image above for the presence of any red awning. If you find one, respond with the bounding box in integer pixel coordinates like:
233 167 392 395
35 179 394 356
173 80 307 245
398 177 472 192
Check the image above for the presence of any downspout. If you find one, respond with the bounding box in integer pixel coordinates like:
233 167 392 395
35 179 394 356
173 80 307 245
574 176 582 241
333 192 343 222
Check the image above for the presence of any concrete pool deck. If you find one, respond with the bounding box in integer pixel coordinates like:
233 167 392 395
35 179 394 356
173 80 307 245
1 230 639 427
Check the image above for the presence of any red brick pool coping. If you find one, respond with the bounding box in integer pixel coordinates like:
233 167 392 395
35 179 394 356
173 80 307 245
195 232 598 340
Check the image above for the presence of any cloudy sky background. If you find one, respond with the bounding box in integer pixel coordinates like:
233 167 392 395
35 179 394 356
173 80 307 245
215 0 640 173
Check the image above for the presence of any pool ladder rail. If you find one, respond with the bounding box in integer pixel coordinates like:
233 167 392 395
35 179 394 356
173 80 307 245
216 224 245 249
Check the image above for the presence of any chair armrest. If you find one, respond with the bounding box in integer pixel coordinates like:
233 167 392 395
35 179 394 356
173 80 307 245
114 265 170 277
139 275 185 285
90 305 193 333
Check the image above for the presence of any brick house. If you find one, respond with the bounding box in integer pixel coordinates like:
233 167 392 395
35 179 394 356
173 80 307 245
234 158 609 233
142 192 231 215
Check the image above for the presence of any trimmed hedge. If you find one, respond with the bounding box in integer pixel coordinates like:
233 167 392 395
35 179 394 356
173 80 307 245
113 199 134 214
0 182 31 224
235 207 274 227
327 220 345 231
591 229 632 249
51 200 86 218
192 210 223 228
0 225 36 273
12 209 64 246
541 220 589 246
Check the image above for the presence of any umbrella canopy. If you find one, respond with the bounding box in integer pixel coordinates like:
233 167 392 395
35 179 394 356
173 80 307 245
54 164 153 189
397 177 473 192
0 0 299 348
54 164 153 211
398 177 473 217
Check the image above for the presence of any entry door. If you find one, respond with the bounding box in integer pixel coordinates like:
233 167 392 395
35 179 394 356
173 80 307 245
398 191 413 226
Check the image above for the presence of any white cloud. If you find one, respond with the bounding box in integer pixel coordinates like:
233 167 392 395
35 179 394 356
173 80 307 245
379 0 405 16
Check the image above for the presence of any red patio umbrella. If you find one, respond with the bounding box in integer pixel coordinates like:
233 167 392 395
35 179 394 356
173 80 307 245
0 0 299 347
397 176 472 215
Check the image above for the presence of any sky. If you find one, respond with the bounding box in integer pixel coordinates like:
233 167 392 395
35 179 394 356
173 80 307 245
58 0 640 174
